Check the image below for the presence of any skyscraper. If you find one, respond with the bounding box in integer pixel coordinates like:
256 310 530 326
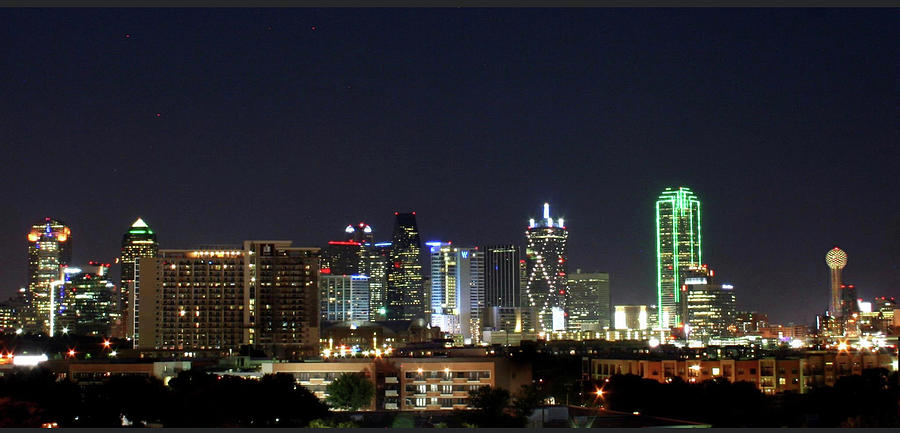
656 187 702 329
483 245 522 332
120 217 158 339
678 265 736 340
244 241 321 358
26 218 72 335
567 270 611 332
523 203 569 332
59 263 115 337
428 242 485 344
320 274 370 323
387 212 424 321
366 242 392 321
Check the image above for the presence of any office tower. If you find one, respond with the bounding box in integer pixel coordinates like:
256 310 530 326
483 245 522 332
567 270 611 332
320 274 370 323
244 241 321 358
135 249 249 352
387 212 424 321
656 187 702 329
26 217 72 335
428 242 485 344
614 305 649 330
366 242 392 320
59 263 115 336
120 217 158 338
825 247 848 317
678 265 736 340
523 203 568 332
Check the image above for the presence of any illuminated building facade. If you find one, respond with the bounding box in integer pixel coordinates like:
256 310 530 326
320 274 371 324
26 217 72 335
59 263 115 336
523 203 568 332
135 249 249 353
656 187 702 329
429 243 485 344
244 241 320 358
483 245 522 333
566 270 611 332
614 305 649 331
678 266 736 340
120 218 158 339
387 212 424 321
365 242 391 321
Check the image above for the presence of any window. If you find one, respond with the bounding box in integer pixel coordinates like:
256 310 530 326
750 368 756 374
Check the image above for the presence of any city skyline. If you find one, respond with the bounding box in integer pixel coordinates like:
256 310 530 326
1 9 898 326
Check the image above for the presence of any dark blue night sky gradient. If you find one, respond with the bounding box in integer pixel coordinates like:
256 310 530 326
1 8 897 324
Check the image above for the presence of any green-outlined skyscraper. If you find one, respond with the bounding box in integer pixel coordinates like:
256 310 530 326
656 187 702 329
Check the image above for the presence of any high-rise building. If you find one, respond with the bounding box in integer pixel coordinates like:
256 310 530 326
136 249 249 353
136 242 321 357
656 187 702 329
523 203 568 332
366 242 392 321
428 242 485 344
483 245 522 333
59 263 115 337
320 274 370 324
678 265 736 340
244 241 321 358
567 270 611 332
120 217 158 339
825 247 848 317
26 217 72 335
387 212 424 321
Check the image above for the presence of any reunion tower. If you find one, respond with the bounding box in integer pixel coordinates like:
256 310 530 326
825 247 848 317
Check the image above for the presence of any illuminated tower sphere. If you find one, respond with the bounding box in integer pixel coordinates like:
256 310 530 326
26 217 72 335
655 187 702 329
826 247 848 317
524 203 569 333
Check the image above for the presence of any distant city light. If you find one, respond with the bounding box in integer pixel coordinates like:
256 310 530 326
13 354 48 367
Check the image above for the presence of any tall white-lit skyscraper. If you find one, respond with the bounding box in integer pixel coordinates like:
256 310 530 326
656 187 702 329
429 242 485 344
524 203 569 332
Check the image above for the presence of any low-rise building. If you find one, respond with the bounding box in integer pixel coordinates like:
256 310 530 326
257 356 530 411
588 349 895 394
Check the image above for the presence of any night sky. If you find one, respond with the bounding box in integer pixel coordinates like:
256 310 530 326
1 8 898 325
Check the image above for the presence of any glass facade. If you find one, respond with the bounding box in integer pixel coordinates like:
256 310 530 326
567 270 611 331
429 243 484 344
59 264 115 336
656 187 702 328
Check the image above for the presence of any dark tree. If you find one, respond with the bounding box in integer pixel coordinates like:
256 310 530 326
325 372 375 411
